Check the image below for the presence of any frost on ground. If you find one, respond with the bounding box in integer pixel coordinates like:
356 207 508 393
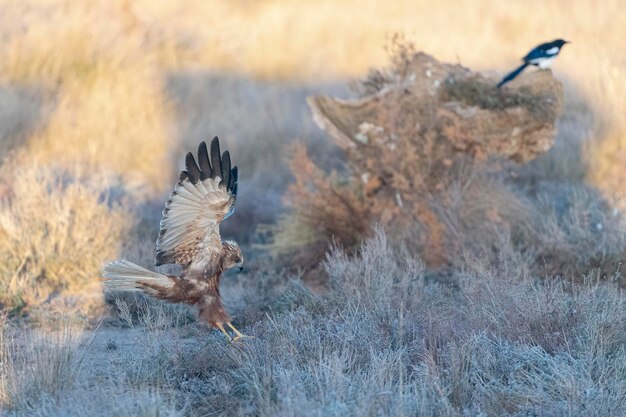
2 230 626 416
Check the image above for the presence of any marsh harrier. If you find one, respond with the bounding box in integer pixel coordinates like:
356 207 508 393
103 137 251 342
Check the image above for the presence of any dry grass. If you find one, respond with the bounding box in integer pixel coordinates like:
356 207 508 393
0 0 175 316
432 166 626 279
0 0 624 414
2 232 626 416
24 66 173 191
0 164 132 316
0 1 175 191
0 316 91 410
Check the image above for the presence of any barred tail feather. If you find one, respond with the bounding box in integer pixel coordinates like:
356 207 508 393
103 260 174 294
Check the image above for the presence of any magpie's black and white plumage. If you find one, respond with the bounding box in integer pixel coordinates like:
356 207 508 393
497 39 570 88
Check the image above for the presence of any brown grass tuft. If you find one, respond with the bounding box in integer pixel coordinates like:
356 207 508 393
0 163 132 316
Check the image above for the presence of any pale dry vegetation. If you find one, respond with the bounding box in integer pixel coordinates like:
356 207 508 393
0 0 625 415
3 232 626 416
0 165 132 316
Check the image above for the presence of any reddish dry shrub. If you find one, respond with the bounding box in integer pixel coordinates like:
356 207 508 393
274 135 453 272
273 144 371 272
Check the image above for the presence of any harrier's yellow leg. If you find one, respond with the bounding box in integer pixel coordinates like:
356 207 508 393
227 322 255 342
216 323 232 342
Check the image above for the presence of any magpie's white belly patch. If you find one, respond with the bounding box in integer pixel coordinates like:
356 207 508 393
530 56 555 69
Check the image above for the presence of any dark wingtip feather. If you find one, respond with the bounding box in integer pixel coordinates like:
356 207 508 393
228 166 237 190
185 152 201 183
221 151 231 188
210 137 223 180
197 141 211 180
183 136 238 195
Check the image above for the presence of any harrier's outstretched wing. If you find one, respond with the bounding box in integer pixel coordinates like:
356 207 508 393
155 137 238 267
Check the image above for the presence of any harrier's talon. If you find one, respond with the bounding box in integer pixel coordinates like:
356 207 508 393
231 334 254 344
227 322 255 341
216 323 232 342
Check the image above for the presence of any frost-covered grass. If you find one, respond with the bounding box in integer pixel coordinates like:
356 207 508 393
2 231 626 416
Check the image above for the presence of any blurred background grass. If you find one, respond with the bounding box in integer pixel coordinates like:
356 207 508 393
0 0 624 315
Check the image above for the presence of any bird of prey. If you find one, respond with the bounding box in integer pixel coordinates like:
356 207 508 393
497 39 570 88
103 137 252 342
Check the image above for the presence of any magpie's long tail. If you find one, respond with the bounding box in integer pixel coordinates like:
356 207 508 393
497 63 529 88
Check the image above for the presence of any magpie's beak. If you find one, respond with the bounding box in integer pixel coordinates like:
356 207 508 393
564 40 571 44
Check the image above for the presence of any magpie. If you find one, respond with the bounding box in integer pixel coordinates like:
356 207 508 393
497 39 570 88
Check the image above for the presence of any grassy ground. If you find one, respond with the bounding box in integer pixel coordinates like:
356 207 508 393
0 0 625 415
3 233 626 415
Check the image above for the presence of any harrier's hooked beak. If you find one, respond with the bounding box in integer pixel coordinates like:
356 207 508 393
237 261 244 272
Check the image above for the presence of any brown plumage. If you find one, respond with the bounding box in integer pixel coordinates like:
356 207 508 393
103 137 251 342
